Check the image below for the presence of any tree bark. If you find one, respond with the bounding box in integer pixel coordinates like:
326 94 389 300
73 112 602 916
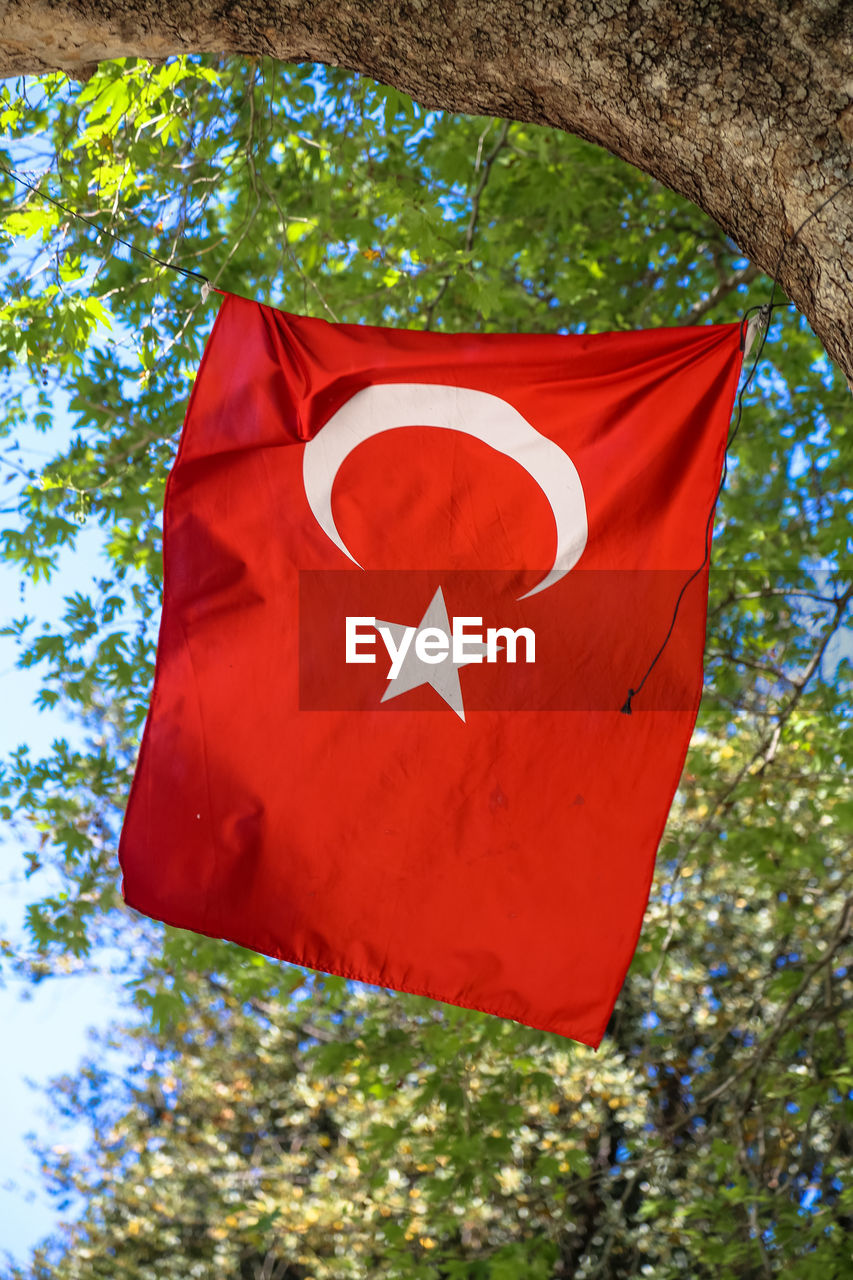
2 1 852 383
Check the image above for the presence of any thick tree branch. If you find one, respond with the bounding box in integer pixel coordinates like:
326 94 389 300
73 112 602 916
1 1 852 383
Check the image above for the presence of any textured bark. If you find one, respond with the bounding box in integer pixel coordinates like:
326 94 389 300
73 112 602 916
2 1 852 382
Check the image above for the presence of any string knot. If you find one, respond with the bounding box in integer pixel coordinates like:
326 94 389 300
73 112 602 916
621 688 635 715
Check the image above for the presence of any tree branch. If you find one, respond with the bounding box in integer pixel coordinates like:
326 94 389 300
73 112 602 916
424 118 511 330
2 1 852 379
688 262 761 322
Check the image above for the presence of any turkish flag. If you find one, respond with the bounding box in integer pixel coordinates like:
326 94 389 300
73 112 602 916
119 293 743 1045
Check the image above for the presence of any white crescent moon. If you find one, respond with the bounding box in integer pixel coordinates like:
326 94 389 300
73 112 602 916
301 383 587 599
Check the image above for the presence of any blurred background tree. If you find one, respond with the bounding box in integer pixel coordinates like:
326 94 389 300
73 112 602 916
1 59 850 1278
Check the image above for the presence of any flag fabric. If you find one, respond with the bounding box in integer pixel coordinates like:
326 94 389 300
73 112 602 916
119 293 744 1046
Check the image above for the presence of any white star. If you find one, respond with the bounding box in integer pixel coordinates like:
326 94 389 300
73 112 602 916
375 586 487 722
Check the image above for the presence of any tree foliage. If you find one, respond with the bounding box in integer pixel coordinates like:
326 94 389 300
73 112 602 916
1 58 851 1278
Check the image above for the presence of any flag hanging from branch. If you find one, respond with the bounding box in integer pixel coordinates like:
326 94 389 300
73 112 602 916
119 294 744 1046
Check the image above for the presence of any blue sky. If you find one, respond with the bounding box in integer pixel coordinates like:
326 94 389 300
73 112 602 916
0 185 172 1262
0 498 131 1266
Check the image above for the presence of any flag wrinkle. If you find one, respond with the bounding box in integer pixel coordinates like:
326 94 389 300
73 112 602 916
120 299 744 1043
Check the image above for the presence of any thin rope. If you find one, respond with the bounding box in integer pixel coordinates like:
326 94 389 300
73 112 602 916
621 174 853 714
0 160 210 286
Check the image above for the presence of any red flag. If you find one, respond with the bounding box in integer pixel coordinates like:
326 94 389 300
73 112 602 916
119 294 743 1045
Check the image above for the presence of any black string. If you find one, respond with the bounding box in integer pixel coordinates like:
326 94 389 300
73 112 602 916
765 174 853 319
0 160 210 287
620 308 769 714
621 174 853 714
